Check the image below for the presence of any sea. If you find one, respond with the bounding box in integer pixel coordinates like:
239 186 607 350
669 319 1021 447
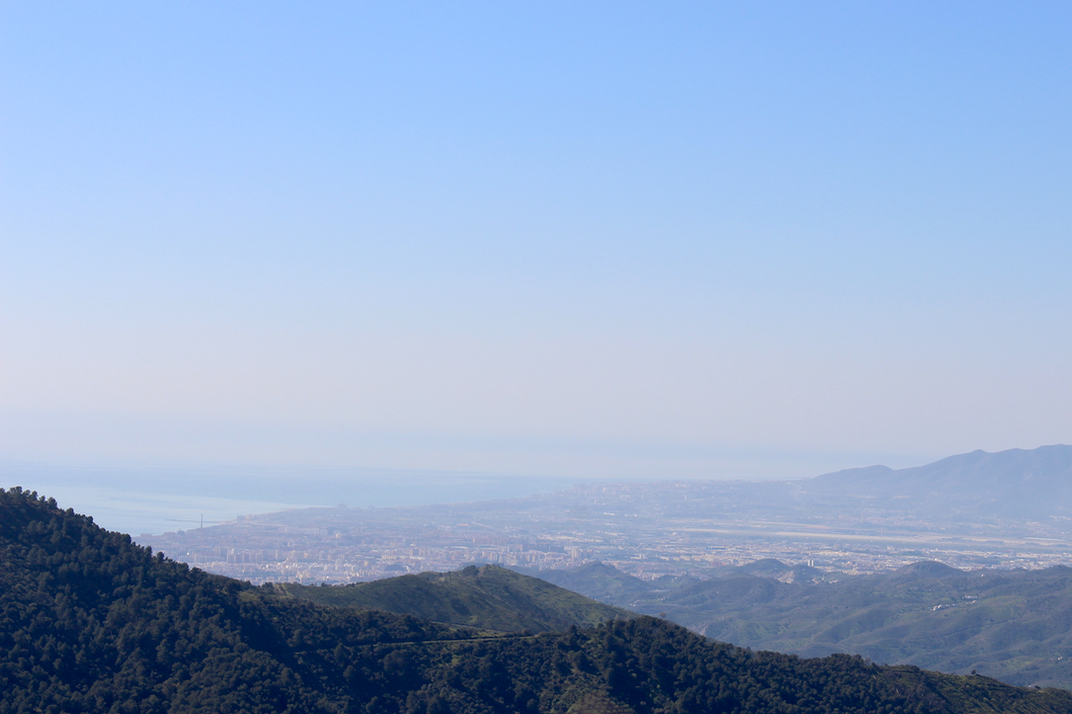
1 462 582 538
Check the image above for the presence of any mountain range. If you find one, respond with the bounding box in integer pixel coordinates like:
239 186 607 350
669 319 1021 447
521 559 1072 688
4 486 1072 713
803 444 1072 524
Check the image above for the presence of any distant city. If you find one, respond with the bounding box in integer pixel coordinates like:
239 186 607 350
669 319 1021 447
148 447 1072 585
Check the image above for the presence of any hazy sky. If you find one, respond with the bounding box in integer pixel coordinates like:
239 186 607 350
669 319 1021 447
3 2 1071 481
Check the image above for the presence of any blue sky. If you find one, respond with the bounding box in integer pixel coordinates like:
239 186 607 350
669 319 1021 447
3 2 1071 482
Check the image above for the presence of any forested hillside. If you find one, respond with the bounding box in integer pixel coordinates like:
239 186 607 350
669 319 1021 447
278 564 631 633
527 560 1072 688
3 486 1071 714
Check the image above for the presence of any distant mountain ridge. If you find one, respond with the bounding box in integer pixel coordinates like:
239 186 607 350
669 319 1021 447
805 444 1072 521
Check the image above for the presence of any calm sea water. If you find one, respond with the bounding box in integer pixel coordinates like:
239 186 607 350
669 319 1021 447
1 463 581 537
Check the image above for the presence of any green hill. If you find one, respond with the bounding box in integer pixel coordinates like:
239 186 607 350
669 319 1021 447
534 560 1072 688
3 486 1072 714
278 564 631 633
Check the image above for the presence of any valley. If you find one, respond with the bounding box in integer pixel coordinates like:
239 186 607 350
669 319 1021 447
148 446 1072 584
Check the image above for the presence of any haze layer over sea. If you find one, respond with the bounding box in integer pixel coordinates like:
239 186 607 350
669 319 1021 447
1 463 581 537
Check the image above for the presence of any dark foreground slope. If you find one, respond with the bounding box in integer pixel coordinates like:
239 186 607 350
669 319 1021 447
278 564 631 633
3 488 1071 714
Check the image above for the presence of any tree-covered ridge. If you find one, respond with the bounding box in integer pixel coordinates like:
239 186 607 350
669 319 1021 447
278 563 632 633
529 560 1072 688
3 487 1071 714
0 487 459 713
